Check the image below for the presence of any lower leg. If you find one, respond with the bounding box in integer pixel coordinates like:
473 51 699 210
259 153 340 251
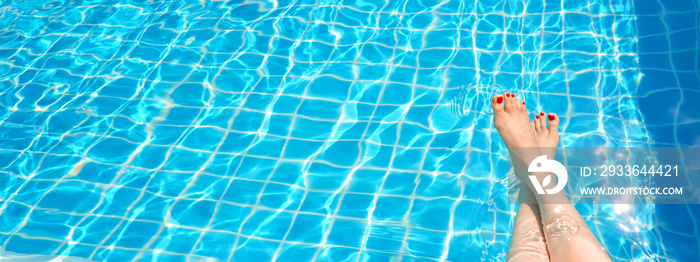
507 185 550 262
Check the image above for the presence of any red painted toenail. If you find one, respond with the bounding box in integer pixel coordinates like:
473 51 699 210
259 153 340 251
496 96 503 103
548 115 555 121
536 115 539 119
522 101 525 105
540 112 544 116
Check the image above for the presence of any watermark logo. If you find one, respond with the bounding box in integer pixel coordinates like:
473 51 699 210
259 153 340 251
528 155 568 194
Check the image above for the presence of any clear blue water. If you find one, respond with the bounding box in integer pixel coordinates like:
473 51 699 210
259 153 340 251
0 0 698 261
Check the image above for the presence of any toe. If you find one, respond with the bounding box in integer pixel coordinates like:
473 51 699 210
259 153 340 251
547 113 560 132
538 112 547 130
534 114 541 132
530 120 536 131
491 94 505 112
514 96 522 111
504 92 514 111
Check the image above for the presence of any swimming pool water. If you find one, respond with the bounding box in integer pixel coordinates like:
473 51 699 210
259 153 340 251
0 0 698 261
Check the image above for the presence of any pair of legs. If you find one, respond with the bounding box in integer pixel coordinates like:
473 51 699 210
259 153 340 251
492 93 611 261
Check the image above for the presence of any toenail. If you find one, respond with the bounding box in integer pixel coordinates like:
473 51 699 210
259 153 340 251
548 114 555 120
540 112 544 116
536 115 539 119
522 101 525 105
497 96 503 103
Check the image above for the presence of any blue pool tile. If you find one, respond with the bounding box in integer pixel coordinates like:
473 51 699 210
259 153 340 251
277 243 317 261
285 213 327 243
162 149 211 172
132 145 169 170
230 110 266 133
337 193 374 218
210 202 254 232
270 95 302 114
222 179 265 205
371 196 410 222
182 173 229 200
6 235 62 255
193 231 237 260
95 187 140 216
218 133 256 154
327 218 367 248
72 215 123 245
0 202 30 233
152 226 201 254
231 237 275 261
93 247 139 261
56 243 95 260
357 63 389 82
140 25 178 45
316 141 360 166
405 228 447 258
391 148 425 171
37 186 101 214
269 161 305 185
111 220 161 249
138 252 188 262
127 194 171 222
181 126 225 151
306 162 352 190
170 199 216 228
204 153 243 177
365 224 405 253
409 199 452 231
214 69 261 93
415 173 461 199
234 156 276 180
347 169 386 194
11 180 55 207
316 247 359 262
259 183 304 211
337 121 370 141
297 98 343 120
364 144 394 168
247 136 286 158
240 210 294 240
145 171 194 198
0 125 35 150
282 138 324 160
298 191 341 215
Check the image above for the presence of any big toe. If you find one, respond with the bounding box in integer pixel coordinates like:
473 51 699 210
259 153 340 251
546 113 560 132
491 94 505 112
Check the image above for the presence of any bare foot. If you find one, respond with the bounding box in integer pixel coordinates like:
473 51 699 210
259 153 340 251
491 93 543 183
530 112 560 159
491 93 538 149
